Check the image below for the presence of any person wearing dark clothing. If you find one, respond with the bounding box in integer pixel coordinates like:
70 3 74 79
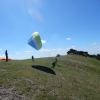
51 58 58 69
32 56 34 61
5 50 8 62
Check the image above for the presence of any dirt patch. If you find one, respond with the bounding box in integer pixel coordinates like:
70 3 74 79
0 69 7 72
0 87 28 100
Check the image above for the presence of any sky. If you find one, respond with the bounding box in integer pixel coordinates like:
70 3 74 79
0 0 100 59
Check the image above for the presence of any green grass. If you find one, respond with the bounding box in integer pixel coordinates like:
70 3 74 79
0 54 100 100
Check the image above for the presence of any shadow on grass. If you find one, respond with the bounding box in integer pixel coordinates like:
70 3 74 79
32 65 56 75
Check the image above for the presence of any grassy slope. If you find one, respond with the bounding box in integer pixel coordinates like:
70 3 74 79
0 54 100 100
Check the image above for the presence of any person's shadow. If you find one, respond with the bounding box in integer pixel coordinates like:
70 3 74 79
31 65 56 75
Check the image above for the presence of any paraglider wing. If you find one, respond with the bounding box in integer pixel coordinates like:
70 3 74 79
27 32 42 50
0 58 11 60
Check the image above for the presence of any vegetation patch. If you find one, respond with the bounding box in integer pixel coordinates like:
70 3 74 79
0 55 100 99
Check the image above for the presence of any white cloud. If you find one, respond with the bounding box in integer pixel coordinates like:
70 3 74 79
66 38 71 40
25 51 30 52
71 46 76 49
28 10 32 15
28 9 42 21
28 0 43 21
66 46 75 50
16 52 20 54
31 50 34 52
52 49 56 51
25 50 34 53
41 40 46 44
57 48 63 51
93 42 97 45
51 48 63 51
40 49 51 52
66 48 70 50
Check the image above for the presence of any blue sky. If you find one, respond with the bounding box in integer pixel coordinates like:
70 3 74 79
0 0 100 59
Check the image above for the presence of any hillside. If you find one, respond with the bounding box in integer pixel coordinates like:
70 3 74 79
0 55 100 100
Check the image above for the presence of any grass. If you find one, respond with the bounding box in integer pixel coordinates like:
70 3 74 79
0 54 100 100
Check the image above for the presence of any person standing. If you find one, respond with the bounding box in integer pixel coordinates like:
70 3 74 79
32 55 34 61
5 50 8 62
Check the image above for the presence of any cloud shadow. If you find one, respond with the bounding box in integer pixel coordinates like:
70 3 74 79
32 65 56 75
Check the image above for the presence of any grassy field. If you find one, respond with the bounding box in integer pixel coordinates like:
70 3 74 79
0 54 100 100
